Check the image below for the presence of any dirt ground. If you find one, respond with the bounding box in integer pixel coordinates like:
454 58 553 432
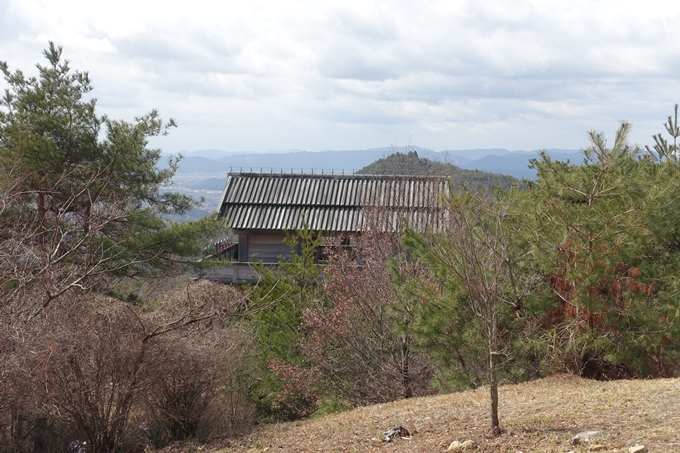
161 374 680 452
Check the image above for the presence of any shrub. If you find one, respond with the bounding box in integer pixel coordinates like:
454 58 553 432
0 281 256 453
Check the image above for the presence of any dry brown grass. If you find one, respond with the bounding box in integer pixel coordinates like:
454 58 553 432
161 374 680 452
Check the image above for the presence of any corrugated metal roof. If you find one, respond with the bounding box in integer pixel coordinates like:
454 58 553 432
217 173 449 232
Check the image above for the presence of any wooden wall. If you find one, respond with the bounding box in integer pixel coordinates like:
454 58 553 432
237 231 292 263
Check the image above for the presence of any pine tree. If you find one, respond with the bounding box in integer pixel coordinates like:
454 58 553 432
0 43 220 317
518 121 680 377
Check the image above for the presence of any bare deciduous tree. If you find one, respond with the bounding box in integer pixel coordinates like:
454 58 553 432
404 191 525 435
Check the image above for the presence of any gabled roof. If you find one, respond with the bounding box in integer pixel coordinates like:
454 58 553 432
217 172 449 232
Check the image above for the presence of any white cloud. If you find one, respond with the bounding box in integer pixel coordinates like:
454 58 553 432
2 0 680 153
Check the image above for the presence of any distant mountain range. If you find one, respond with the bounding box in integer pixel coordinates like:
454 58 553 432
457 150 582 179
162 147 582 180
159 147 584 221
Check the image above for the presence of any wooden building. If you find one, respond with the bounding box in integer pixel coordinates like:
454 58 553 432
211 172 449 282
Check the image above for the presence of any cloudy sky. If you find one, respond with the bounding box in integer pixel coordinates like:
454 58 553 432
2 0 680 155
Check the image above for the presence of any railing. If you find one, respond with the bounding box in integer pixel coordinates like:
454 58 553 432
229 167 357 175
205 239 238 260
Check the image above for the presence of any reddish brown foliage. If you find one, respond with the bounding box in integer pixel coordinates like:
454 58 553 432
267 359 320 420
301 231 434 406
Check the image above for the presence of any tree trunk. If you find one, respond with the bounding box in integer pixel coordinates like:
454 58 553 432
401 337 412 399
488 319 501 435
489 353 500 434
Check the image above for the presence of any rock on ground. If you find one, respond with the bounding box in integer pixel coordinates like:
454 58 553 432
447 440 474 451
629 446 647 453
571 430 607 445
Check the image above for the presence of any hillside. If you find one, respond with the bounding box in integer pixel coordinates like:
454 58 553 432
168 148 581 179
162 374 679 452
357 152 519 191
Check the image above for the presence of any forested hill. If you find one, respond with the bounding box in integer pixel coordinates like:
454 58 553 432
357 151 519 191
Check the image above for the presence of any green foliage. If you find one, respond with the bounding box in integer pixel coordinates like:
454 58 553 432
402 189 530 432
249 226 324 362
312 396 352 417
517 121 680 378
0 43 223 312
246 226 325 420
646 103 680 160
357 151 518 191
408 287 488 391
0 43 99 189
403 191 525 332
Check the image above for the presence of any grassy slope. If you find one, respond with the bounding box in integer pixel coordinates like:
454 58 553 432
162 374 680 452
